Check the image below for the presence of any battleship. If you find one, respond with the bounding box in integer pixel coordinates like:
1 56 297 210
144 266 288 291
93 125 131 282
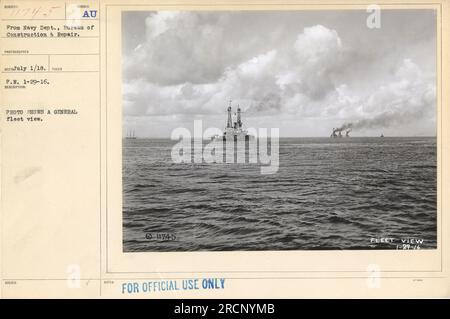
330 127 351 138
330 126 386 138
212 101 254 141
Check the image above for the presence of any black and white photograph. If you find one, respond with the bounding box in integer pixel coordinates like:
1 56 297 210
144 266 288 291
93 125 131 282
122 9 437 252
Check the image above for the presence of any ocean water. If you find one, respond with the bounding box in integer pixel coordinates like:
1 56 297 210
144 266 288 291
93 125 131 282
123 137 437 251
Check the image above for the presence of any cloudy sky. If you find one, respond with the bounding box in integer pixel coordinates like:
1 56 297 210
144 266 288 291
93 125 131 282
122 10 436 137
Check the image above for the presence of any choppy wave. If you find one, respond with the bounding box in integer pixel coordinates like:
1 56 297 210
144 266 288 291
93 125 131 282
123 137 437 251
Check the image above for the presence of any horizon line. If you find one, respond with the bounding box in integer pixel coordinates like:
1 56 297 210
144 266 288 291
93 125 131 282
123 135 437 139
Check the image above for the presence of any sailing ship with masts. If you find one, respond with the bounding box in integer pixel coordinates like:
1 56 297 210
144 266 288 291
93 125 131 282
125 129 137 139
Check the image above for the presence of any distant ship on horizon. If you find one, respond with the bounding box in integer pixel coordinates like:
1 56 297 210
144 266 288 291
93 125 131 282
211 101 254 141
126 129 137 139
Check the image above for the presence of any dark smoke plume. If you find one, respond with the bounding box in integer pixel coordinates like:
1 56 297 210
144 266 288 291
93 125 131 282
336 107 431 132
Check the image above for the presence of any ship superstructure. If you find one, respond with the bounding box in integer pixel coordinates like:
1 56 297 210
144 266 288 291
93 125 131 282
213 101 253 141
331 127 351 138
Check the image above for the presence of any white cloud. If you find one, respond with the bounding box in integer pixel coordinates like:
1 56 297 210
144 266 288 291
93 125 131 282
327 59 435 132
123 11 273 86
122 11 436 136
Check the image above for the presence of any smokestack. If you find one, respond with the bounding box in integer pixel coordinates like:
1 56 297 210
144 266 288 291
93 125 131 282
227 100 232 128
331 128 338 137
345 128 351 137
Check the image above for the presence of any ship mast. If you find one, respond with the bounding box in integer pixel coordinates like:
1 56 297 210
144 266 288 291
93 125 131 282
237 105 242 129
227 100 233 129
